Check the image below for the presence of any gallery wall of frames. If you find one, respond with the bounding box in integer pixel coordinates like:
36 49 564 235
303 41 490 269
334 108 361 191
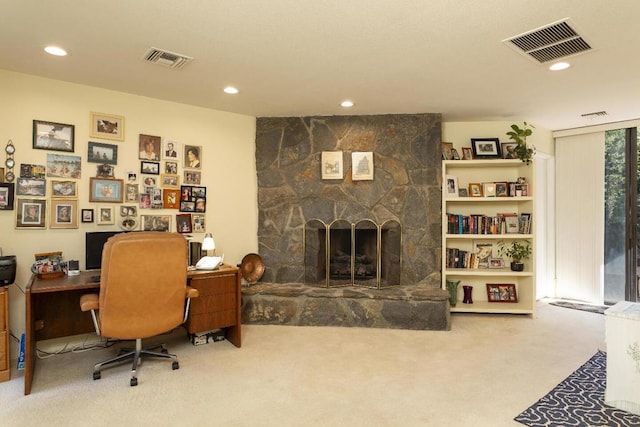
1 113 207 234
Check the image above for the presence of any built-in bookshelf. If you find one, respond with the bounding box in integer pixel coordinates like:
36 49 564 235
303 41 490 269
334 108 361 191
442 159 535 314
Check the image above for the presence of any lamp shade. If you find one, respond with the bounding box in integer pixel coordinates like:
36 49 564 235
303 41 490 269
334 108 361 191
201 233 215 251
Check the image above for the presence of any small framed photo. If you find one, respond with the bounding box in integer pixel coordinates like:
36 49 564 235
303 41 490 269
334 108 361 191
141 215 171 231
192 213 205 232
461 147 474 160
97 206 114 225
161 174 180 188
16 178 46 196
120 205 137 217
450 148 461 160
163 189 180 209
486 283 518 303
468 183 483 197
352 152 374 181
501 142 518 159
184 170 201 185
445 175 459 198
165 161 178 174
458 188 469 197
50 199 78 229
19 164 46 179
88 141 118 165
96 164 115 179
142 176 157 187
470 138 501 159
495 182 508 197
474 241 494 268
81 208 94 223
176 213 192 233
33 120 75 152
51 180 77 198
488 258 505 269
0 183 15 210
162 139 180 160
504 214 520 234
127 171 138 183
89 178 124 203
125 184 139 202
321 151 343 180
139 134 161 161
441 142 454 160
90 112 124 141
482 182 496 197
141 161 160 175
16 198 47 229
184 145 202 169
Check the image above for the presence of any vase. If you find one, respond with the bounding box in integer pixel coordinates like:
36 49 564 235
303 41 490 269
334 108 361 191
462 285 473 304
511 261 524 272
446 279 460 307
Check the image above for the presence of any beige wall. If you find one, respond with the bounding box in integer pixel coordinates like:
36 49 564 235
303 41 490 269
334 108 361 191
442 121 553 155
0 70 258 341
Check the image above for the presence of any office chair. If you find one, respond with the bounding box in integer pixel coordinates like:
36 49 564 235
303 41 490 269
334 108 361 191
80 232 198 386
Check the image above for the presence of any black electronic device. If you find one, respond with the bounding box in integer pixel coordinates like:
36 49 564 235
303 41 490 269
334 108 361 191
0 255 17 285
85 231 123 270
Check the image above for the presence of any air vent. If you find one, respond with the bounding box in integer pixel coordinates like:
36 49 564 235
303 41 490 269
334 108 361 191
143 47 193 70
503 19 592 64
581 111 608 118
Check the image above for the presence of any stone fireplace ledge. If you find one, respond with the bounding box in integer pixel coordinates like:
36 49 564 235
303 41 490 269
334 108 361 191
241 283 451 331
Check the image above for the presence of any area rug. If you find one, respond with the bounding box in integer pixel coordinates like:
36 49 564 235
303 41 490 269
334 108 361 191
548 300 609 315
515 351 640 426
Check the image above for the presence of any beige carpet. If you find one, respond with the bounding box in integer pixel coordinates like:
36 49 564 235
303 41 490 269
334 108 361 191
0 300 605 426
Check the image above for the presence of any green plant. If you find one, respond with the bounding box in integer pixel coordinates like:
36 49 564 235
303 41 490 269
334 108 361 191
506 122 535 165
497 240 531 262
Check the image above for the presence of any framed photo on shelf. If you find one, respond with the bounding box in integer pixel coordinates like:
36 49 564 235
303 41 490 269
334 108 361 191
495 182 508 197
445 175 459 198
486 283 518 303
468 182 483 197
0 183 15 210
87 141 118 165
90 112 124 141
97 206 114 225
458 188 469 197
450 148 461 160
321 151 343 180
488 258 505 269
16 198 47 229
504 214 520 234
470 138 501 159
49 199 78 229
33 120 75 152
501 142 518 159
89 178 124 203
473 241 494 268
81 209 94 223
482 182 496 197
461 147 473 160
441 142 454 160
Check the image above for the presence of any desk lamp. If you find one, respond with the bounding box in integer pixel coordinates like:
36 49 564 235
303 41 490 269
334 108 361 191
195 233 222 270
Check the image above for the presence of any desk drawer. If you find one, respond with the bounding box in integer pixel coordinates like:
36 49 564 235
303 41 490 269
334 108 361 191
0 331 6 371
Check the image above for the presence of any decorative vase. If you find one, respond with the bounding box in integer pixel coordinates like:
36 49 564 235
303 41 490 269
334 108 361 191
510 261 524 272
462 285 473 304
446 279 460 307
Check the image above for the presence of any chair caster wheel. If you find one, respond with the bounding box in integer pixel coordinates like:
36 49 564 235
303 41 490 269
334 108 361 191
172 361 179 370
130 377 138 387
93 371 101 380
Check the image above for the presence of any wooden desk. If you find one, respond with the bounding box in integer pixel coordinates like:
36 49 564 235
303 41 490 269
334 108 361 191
24 265 241 395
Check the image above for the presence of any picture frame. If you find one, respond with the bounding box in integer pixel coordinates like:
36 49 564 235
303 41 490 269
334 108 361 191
504 214 520 234
97 206 114 225
19 164 46 179
470 138 501 159
468 182 483 197
89 178 124 203
16 178 46 196
184 145 202 169
96 164 114 178
482 182 496 197
488 258 505 269
352 152 374 181
163 189 180 209
51 180 77 198
176 213 192 233
458 188 468 197
125 184 139 202
474 241 494 268
0 183 15 210
16 198 47 229
87 141 118 165
486 283 518 303
445 175 459 198
441 142 454 160
162 139 180 160
461 147 473 160
46 154 81 179
120 205 137 217
89 112 124 141
165 161 178 175
450 148 461 160
184 170 201 185
321 151 343 179
141 161 160 175
49 199 78 229
501 142 518 159
118 216 138 232
192 213 205 232
81 208 94 223
495 182 508 197
139 134 161 161
141 215 171 231
33 120 75 152
160 173 180 188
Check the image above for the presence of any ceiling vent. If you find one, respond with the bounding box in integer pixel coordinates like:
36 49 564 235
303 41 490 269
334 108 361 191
143 47 193 70
581 111 608 118
503 18 592 64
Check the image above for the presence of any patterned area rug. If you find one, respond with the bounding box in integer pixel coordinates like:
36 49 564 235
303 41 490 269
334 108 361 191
515 351 640 426
548 300 608 315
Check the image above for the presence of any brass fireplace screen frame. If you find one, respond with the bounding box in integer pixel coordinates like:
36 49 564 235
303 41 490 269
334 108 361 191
304 218 402 289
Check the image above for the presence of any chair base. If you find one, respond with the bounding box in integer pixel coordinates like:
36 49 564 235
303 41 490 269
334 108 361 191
93 338 179 386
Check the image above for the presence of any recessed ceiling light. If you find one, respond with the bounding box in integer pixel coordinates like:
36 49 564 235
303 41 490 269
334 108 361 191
44 46 67 56
341 100 354 108
549 62 570 71
223 86 239 94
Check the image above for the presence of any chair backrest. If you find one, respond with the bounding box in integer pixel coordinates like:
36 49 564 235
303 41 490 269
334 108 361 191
98 231 188 339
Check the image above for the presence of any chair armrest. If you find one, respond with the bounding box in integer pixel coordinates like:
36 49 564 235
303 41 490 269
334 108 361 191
80 293 99 312
185 286 199 299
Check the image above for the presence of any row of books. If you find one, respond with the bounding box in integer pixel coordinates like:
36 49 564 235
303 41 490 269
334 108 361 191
446 212 532 235
445 248 481 269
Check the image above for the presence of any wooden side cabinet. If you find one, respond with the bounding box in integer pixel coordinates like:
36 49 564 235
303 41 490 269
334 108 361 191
0 286 9 382
186 265 241 347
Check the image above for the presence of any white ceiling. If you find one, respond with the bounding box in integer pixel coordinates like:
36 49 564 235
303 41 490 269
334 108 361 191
2 0 639 131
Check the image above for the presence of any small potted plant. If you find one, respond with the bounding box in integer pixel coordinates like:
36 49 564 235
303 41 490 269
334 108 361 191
506 122 535 165
498 240 532 272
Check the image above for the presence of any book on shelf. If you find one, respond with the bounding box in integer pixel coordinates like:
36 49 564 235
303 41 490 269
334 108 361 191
446 212 533 235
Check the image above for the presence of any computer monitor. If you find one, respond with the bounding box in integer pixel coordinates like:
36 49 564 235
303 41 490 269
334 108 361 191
85 231 122 270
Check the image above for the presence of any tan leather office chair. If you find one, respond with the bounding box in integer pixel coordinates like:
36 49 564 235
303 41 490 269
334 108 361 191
80 231 198 386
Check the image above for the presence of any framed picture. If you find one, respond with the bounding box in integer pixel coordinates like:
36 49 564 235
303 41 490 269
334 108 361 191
141 161 160 175
441 142 454 160
16 178 46 196
184 145 202 169
352 152 373 181
450 148 461 160
0 183 15 210
126 171 138 183
184 170 201 185
470 138 501 159
16 198 47 229
501 142 518 159
49 199 78 229
161 174 180 188
486 283 518 303
461 147 473 160
118 216 138 231
176 214 192 233
163 189 180 209
46 154 81 178
125 184 139 202
141 215 171 231
474 241 494 268
89 178 124 203
81 208 94 223
142 176 157 187
139 193 151 209
33 120 75 152
33 251 63 276
458 188 469 197
445 175 458 198
488 258 505 269
96 164 115 178
120 205 137 217
87 141 118 165
19 164 46 179
162 139 180 160
0 167 3 182
321 151 343 179
90 112 124 141
165 161 178 175
468 182 483 197
495 182 508 197
483 182 496 197
504 214 520 234
51 180 77 198
192 213 205 232
97 206 114 225
139 134 161 161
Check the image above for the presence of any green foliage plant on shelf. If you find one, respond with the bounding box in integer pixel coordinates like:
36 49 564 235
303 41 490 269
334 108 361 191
497 240 532 263
506 122 536 165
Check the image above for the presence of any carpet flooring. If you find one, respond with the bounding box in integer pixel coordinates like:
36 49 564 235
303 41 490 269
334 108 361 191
514 351 640 426
548 300 609 315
